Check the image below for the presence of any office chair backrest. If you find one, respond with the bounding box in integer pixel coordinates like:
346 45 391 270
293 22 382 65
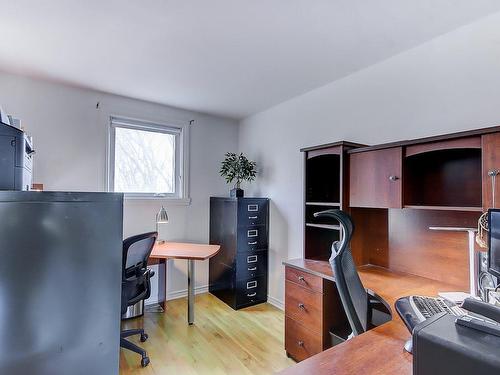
314 209 368 336
123 232 157 277
121 232 157 314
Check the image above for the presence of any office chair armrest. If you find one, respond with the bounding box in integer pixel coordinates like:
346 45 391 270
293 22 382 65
125 268 154 306
147 268 155 278
367 289 392 328
367 289 392 314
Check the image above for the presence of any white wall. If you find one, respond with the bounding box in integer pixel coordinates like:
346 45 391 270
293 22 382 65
0 71 239 301
239 12 500 307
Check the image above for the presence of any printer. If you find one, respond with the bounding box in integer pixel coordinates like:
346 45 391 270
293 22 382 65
0 121 34 190
412 298 500 374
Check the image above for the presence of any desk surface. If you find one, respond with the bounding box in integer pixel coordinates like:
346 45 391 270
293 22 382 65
280 258 463 375
150 242 220 260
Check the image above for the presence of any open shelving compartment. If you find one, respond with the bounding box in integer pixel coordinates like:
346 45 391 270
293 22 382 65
403 143 482 211
303 144 350 261
305 153 341 204
302 141 364 261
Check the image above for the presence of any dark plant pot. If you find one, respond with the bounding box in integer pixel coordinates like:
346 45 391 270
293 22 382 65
230 188 244 198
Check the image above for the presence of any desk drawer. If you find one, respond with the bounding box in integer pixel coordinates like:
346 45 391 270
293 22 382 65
285 266 323 293
236 251 267 280
285 281 322 330
237 226 268 252
238 199 268 227
285 317 322 362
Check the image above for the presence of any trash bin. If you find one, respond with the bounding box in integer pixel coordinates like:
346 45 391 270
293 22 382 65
122 299 144 320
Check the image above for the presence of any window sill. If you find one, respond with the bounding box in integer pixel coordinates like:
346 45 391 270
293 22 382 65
123 195 192 206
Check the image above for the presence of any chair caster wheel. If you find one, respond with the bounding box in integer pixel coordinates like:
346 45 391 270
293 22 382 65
141 356 150 367
140 333 148 342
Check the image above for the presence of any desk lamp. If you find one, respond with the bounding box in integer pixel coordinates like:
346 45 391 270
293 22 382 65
429 226 478 297
155 205 169 244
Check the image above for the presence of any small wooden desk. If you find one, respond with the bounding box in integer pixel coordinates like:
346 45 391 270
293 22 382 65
279 259 462 375
149 242 220 325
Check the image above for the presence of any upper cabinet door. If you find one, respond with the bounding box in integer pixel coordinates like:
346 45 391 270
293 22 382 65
482 133 500 210
349 147 403 208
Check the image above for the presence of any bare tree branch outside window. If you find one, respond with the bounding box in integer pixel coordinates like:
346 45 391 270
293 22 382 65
114 127 175 194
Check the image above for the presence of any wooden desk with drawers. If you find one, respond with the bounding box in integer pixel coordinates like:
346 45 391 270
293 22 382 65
280 259 460 374
282 126 500 373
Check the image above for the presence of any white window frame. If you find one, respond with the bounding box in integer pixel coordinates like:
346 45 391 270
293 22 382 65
107 116 190 204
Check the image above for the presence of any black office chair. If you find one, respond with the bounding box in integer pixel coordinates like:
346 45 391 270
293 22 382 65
314 209 391 340
120 231 157 368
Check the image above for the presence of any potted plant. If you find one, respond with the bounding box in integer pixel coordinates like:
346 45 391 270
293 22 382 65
219 152 257 197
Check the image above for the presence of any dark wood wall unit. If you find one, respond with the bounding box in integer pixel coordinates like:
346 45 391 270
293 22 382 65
349 147 402 209
387 209 479 289
285 126 500 365
482 133 500 210
403 148 482 209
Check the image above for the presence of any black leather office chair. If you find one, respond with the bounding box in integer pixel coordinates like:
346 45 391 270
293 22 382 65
120 232 157 367
314 209 391 339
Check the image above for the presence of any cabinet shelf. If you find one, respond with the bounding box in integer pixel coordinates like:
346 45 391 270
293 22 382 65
403 205 483 212
305 202 340 207
305 223 341 230
403 148 482 209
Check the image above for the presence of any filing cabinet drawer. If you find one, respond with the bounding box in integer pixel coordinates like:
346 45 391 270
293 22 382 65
285 317 322 362
237 225 268 252
285 266 323 293
285 280 322 330
236 276 267 307
236 251 268 280
238 199 268 227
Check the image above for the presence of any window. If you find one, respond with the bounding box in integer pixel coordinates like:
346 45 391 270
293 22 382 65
108 117 189 202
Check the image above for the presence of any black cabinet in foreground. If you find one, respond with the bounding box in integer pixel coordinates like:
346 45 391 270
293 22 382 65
0 191 123 375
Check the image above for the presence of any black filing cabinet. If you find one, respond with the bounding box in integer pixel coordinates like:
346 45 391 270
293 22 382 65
209 197 269 309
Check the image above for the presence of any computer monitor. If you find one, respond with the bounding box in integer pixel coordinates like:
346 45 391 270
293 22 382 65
488 209 500 278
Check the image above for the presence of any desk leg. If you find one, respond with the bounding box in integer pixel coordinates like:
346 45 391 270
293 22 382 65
158 258 166 311
188 259 195 325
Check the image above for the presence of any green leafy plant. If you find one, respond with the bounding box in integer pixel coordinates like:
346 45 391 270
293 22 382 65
219 152 257 189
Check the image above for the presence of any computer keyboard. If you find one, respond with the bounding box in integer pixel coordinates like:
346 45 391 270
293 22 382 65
409 296 465 320
396 295 465 332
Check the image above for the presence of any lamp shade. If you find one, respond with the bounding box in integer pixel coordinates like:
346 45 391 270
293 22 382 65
156 205 169 224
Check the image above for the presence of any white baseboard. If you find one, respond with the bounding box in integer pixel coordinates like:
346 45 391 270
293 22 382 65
147 287 285 311
167 285 209 301
145 284 210 306
267 295 284 310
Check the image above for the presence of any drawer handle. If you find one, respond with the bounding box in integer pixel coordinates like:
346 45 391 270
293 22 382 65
298 303 305 310
249 216 258 219
247 255 258 263
388 175 399 181
247 292 257 297
247 281 257 289
248 230 258 237
248 267 257 271
297 341 304 347
248 204 259 212
248 241 258 245
298 276 305 282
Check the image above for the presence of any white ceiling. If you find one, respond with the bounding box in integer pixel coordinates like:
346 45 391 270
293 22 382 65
1 1 500 119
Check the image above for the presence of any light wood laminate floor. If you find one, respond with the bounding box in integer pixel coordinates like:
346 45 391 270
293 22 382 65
120 293 295 374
